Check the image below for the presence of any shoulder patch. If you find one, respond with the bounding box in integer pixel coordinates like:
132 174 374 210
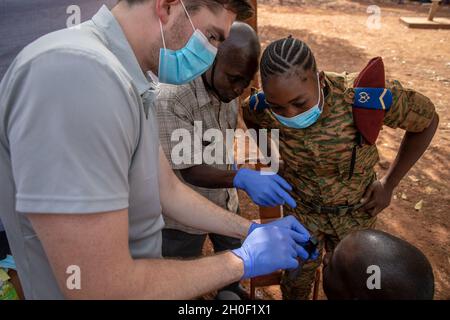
353 87 393 111
249 92 269 112
352 57 393 145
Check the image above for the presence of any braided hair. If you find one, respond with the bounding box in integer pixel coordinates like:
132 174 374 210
260 36 317 82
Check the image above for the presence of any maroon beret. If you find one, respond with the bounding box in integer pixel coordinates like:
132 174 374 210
352 57 389 145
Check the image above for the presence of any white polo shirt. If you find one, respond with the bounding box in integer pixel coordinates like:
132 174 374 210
0 5 164 299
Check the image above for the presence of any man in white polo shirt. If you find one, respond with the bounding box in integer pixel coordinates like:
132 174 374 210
0 0 117 281
0 0 315 299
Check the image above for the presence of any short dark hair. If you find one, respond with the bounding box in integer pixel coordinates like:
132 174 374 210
325 230 435 300
260 36 317 82
120 0 254 21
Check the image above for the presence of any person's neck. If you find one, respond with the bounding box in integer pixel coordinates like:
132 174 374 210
112 2 160 73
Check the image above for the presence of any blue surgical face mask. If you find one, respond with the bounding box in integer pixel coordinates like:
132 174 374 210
271 73 324 129
158 0 218 85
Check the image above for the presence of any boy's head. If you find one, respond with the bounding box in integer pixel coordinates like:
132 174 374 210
323 229 435 300
260 36 324 119
204 21 260 103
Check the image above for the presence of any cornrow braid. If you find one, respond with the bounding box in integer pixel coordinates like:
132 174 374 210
260 36 317 81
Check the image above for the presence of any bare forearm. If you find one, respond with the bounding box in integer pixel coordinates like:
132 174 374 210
161 179 250 239
62 251 243 300
384 113 439 189
180 165 236 188
132 252 243 300
159 147 250 239
29 210 245 300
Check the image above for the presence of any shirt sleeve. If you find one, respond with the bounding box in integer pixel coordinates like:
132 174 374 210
383 79 436 132
156 85 202 170
7 50 139 214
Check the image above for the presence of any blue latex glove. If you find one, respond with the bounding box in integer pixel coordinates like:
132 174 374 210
233 168 297 208
232 226 310 279
248 216 318 260
248 216 306 236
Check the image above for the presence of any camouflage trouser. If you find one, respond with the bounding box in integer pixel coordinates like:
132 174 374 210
280 208 377 300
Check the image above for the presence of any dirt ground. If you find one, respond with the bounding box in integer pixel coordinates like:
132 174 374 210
207 0 449 300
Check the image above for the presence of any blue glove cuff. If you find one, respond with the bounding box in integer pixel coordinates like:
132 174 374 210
232 169 243 189
247 222 260 236
231 248 252 280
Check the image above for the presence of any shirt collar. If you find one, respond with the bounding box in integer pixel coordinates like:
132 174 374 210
321 72 335 118
192 77 213 108
91 5 152 96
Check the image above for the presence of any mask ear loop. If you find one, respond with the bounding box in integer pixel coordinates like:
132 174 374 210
317 72 324 112
180 0 196 31
159 19 167 49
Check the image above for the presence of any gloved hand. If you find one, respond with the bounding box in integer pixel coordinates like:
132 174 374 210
232 226 310 279
248 216 319 260
233 168 296 208
248 215 307 236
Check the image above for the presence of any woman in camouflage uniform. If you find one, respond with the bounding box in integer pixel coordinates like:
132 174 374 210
242 36 439 300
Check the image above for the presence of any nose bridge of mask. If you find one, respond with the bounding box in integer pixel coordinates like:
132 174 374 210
186 31 217 62
170 30 217 71
159 0 218 60
158 0 218 85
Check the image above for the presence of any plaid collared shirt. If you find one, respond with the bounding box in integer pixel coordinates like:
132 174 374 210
156 77 240 234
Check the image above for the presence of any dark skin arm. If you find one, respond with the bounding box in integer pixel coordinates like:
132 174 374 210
180 165 237 189
180 102 263 189
242 109 261 131
361 113 439 216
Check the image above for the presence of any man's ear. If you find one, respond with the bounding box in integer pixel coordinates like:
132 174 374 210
155 0 180 24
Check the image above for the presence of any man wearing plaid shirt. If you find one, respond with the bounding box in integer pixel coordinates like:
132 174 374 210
156 22 297 299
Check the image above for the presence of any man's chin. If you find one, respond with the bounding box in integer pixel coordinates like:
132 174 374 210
220 95 237 103
213 90 236 103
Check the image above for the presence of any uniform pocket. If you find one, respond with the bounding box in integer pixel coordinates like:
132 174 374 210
337 144 379 191
349 209 376 228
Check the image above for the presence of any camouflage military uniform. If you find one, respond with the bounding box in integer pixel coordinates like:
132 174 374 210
242 71 436 300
